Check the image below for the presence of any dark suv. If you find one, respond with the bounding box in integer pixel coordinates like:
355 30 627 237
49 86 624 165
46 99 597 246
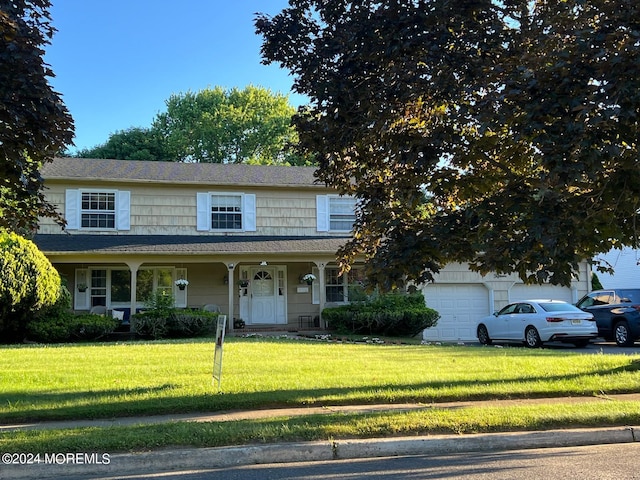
576 289 640 346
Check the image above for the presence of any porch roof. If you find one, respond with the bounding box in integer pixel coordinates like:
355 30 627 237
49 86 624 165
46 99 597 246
33 234 351 256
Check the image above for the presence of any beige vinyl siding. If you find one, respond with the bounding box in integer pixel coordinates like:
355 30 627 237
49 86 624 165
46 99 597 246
39 183 336 237
257 192 318 234
286 265 320 323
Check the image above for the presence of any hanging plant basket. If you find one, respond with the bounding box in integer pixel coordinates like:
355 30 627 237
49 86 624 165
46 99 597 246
302 273 316 285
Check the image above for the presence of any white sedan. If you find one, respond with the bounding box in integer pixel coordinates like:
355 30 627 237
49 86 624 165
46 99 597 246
476 300 598 348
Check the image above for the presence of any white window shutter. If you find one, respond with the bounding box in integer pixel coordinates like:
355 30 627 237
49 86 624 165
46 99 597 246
117 191 131 230
174 268 187 308
65 189 79 230
243 194 256 232
316 195 329 232
74 268 89 309
196 193 210 231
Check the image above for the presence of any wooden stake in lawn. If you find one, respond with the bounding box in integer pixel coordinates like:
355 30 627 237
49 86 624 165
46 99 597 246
213 315 227 391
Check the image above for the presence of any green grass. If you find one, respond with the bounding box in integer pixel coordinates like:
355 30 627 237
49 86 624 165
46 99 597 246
1 337 639 453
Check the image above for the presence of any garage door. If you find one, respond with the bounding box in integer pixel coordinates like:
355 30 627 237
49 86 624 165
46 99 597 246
510 284 573 303
422 284 490 342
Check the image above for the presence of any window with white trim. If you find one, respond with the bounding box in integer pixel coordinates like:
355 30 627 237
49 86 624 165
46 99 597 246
316 195 356 232
81 192 115 228
327 267 366 302
90 269 108 307
313 266 365 304
137 268 174 300
75 267 187 310
212 194 242 230
65 189 130 231
196 192 256 232
329 197 356 231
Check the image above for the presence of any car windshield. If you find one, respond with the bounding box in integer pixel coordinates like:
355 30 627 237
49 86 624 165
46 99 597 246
538 302 581 312
618 290 640 303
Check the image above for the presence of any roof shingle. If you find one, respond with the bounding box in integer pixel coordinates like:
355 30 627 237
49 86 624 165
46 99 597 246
34 234 350 256
42 157 323 188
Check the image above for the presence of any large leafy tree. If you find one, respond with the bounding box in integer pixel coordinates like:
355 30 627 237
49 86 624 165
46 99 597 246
75 85 307 165
153 85 302 164
0 0 74 233
256 0 640 288
77 127 170 161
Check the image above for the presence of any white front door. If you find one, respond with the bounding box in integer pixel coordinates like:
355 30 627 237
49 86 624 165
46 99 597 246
250 268 276 324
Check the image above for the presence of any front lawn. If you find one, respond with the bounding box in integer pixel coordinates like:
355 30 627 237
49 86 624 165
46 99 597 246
1 337 639 453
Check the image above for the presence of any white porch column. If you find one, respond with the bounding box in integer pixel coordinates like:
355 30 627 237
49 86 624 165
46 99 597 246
315 261 327 326
227 262 236 332
125 261 142 330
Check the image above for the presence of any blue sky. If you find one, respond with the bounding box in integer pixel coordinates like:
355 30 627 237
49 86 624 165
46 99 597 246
45 1 304 152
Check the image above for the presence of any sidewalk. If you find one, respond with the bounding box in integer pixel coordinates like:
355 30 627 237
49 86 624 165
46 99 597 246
2 394 640 479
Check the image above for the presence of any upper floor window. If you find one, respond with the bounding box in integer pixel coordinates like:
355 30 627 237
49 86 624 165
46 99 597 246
197 192 256 232
316 195 356 232
65 189 130 231
211 195 242 230
81 192 115 228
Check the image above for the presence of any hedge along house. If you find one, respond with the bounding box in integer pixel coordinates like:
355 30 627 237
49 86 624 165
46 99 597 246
35 157 365 332
35 158 593 340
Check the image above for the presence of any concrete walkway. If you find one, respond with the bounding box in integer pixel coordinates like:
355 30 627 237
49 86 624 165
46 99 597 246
3 392 640 432
2 394 640 479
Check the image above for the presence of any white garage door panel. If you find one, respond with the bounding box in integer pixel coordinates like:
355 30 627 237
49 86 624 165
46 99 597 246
510 284 573 303
422 284 490 342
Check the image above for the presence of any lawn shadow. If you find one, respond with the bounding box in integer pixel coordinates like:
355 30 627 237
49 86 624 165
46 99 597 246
2 346 639 424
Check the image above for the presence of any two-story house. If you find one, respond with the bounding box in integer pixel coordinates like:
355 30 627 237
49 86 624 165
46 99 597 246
34 157 592 340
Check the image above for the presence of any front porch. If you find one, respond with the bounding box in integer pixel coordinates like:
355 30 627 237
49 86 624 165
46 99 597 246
34 233 361 332
54 259 360 333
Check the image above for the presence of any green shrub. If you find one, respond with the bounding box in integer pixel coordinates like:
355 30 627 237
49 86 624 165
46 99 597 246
132 309 218 339
26 285 74 343
592 272 604 290
323 292 439 336
171 311 218 337
131 291 219 339
131 311 169 339
0 232 62 343
143 289 175 313
69 314 119 341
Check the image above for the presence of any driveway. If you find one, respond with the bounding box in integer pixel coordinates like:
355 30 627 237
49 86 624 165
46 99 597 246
582 340 640 355
466 340 640 354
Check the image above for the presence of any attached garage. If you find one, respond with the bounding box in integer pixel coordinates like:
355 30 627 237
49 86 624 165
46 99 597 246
422 284 491 342
417 262 591 343
509 284 575 304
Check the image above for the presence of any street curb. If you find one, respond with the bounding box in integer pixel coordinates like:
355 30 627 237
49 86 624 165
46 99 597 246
2 426 638 479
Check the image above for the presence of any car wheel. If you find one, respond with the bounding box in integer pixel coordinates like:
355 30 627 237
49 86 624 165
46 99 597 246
524 326 542 348
477 324 492 345
614 321 634 347
572 339 590 348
